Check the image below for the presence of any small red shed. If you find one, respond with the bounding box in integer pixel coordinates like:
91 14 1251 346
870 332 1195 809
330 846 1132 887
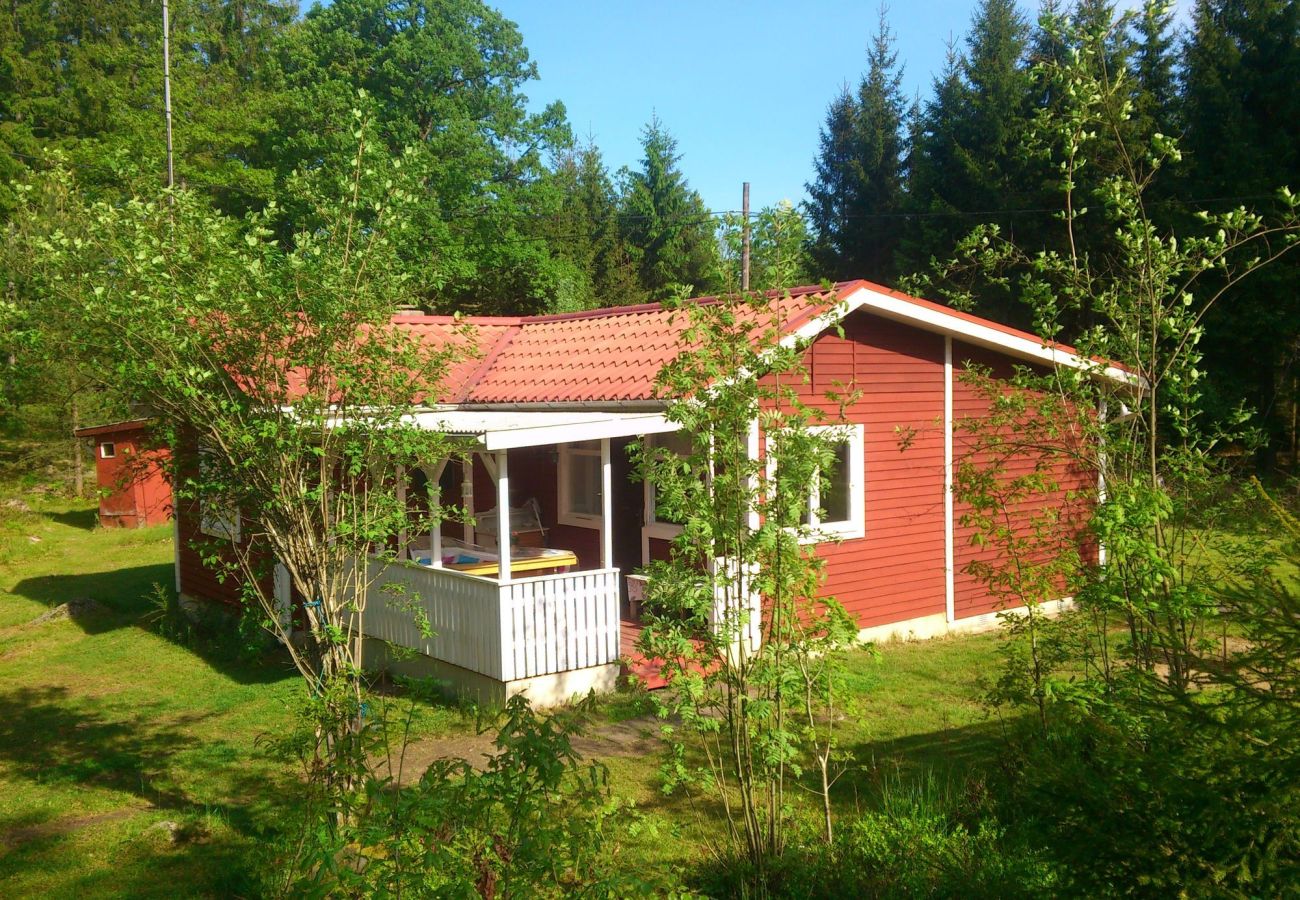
73 419 173 528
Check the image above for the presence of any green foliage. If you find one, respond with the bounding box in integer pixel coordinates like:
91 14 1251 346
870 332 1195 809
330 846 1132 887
540 142 647 310
617 117 721 300
7 120 471 823
739 776 1055 899
265 693 648 897
719 200 812 292
805 9 907 282
271 0 576 314
632 289 860 894
924 8 1300 893
901 0 1037 326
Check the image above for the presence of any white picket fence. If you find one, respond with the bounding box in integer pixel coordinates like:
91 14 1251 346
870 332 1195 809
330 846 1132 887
359 558 621 682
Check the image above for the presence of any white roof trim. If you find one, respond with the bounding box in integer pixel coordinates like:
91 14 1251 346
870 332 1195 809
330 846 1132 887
787 284 1140 388
408 409 679 450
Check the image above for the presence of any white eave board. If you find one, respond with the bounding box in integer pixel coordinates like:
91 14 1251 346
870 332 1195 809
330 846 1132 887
409 409 680 450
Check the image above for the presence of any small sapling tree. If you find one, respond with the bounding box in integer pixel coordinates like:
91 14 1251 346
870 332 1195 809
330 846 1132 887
633 287 858 894
10 111 464 807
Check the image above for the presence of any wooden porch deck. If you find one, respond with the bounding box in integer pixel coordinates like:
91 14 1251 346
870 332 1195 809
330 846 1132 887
618 617 671 690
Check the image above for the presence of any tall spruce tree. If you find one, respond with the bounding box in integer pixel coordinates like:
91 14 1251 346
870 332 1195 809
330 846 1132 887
900 0 1034 324
542 142 645 309
1132 0 1180 140
1183 0 1300 451
899 43 968 273
804 9 907 281
618 116 719 300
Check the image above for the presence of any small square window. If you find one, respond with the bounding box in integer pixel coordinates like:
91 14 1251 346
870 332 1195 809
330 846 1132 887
99 442 116 459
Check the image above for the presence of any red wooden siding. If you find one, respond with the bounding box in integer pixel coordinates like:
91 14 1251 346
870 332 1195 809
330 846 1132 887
87 426 172 528
770 312 949 630
950 341 1096 619
174 437 274 608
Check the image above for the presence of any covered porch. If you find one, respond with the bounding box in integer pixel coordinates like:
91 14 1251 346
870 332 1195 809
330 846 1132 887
361 409 680 705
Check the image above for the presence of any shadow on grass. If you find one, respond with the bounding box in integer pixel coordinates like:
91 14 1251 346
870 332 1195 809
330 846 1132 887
40 507 98 531
839 716 1021 803
0 684 279 895
10 563 174 626
9 565 295 687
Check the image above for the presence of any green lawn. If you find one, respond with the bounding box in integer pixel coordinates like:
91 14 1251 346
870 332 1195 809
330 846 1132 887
0 491 1008 895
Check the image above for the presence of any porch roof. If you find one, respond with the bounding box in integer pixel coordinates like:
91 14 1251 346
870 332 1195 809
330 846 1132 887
409 408 680 451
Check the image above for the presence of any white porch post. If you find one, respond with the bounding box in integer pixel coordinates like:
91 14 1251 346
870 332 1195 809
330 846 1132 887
944 335 955 625
462 456 475 545
600 438 613 569
427 460 447 568
395 463 407 560
496 449 511 582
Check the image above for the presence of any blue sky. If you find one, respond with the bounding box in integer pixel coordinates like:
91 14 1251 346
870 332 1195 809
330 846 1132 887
496 0 1192 214
498 0 981 213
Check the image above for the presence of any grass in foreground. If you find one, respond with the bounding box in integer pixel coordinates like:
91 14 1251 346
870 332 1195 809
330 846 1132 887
0 490 1008 895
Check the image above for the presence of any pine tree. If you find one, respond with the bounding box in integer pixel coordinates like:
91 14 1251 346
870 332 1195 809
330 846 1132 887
618 116 720 300
899 0 1034 325
1132 0 1179 139
804 9 906 282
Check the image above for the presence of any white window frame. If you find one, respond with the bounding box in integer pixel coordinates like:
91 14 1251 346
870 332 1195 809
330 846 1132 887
99 442 116 459
557 440 603 529
805 423 865 541
198 450 241 542
642 431 691 541
766 423 865 543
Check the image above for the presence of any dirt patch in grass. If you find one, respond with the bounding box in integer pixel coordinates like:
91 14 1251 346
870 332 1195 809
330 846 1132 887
1 805 151 849
384 711 664 785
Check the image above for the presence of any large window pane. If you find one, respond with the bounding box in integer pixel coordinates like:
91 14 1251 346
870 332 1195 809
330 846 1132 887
568 450 601 516
820 439 851 524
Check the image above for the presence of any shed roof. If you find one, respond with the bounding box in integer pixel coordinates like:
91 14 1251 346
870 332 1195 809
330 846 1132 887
72 418 153 439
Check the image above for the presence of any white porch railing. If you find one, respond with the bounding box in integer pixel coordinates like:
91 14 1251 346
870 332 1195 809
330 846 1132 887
359 557 621 682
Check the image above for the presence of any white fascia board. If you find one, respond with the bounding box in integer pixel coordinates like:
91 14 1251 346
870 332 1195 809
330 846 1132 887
785 284 1141 389
859 288 1141 387
481 413 679 451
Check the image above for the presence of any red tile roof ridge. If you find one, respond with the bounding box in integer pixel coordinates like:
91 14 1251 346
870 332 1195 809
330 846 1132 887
391 313 523 325
514 282 844 324
388 282 852 329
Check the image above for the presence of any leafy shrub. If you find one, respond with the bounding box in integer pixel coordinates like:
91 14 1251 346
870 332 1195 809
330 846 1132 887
699 776 1054 898
264 693 654 898
994 687 1300 897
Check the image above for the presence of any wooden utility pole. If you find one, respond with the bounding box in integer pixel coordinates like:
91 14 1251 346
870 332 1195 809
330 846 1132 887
162 0 175 196
741 182 751 291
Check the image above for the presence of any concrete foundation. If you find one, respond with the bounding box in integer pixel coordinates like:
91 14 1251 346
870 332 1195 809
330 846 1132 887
856 598 1075 645
362 637 619 709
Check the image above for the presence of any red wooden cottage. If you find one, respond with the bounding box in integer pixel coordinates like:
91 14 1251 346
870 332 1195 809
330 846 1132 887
74 419 173 529
172 280 1131 704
